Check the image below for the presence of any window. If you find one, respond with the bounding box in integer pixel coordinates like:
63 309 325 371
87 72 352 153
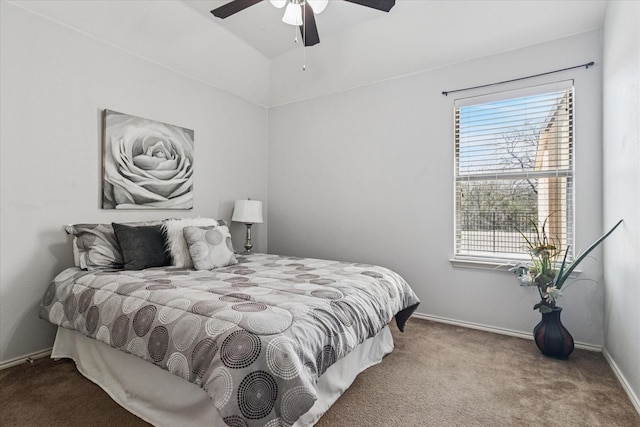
454 81 574 262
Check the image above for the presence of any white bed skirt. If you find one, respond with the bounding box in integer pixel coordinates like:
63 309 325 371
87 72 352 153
52 325 394 427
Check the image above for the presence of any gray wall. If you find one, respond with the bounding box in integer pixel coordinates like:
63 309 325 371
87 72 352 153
603 0 640 411
0 3 268 363
269 30 605 346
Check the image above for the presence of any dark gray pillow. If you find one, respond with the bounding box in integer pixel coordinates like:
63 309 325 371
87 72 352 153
112 223 171 270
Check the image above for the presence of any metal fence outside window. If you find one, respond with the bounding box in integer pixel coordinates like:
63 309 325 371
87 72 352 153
459 211 537 254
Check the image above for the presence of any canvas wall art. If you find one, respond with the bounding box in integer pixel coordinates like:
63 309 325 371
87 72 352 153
102 110 194 209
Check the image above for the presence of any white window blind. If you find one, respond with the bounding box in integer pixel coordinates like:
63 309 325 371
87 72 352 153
454 81 574 261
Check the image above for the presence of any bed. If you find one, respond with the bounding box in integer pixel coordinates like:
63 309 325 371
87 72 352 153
39 220 420 427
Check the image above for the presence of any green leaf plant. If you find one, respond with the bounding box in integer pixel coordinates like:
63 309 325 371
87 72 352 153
511 217 623 313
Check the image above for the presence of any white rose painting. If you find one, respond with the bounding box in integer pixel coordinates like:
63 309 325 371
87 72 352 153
102 110 194 209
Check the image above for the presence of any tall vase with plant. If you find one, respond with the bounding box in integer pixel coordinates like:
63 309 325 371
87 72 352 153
511 217 623 358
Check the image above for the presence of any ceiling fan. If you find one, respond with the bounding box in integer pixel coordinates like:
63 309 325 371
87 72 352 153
211 0 396 47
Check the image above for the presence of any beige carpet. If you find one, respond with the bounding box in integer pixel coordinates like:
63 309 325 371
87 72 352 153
1 318 638 426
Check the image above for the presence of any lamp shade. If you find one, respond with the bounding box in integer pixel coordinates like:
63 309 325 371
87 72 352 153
270 0 287 8
282 2 302 26
232 200 263 224
308 0 328 14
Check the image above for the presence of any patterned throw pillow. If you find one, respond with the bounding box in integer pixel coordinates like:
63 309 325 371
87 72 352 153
162 217 218 268
65 223 123 270
183 225 237 270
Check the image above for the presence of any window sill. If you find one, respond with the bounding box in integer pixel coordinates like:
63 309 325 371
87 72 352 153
449 258 514 272
449 258 581 276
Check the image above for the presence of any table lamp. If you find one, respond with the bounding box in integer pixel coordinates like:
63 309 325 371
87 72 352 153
231 199 263 254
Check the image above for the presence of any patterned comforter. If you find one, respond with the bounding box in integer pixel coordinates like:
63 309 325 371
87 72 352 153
40 253 420 427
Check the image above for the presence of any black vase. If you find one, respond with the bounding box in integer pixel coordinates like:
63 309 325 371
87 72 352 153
533 307 574 359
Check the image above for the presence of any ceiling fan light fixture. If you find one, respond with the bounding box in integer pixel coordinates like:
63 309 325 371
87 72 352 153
282 2 303 26
269 0 287 8
308 0 328 14
211 0 395 50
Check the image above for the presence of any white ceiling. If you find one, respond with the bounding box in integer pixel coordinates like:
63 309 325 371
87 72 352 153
8 0 608 106
182 0 607 60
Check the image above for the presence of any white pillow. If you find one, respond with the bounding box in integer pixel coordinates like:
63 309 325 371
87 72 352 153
183 225 237 270
162 217 218 267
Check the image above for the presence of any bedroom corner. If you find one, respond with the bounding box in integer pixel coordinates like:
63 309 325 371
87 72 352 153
0 0 269 365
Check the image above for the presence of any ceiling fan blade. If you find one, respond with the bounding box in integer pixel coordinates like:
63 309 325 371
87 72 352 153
211 0 263 19
300 3 320 47
343 0 395 12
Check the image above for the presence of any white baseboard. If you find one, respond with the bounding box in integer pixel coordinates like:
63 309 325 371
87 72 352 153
411 312 603 352
0 348 52 371
602 348 640 416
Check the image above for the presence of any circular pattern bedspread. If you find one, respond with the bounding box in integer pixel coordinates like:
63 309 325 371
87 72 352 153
40 253 420 427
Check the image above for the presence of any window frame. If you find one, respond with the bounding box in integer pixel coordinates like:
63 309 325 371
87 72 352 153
451 81 575 267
